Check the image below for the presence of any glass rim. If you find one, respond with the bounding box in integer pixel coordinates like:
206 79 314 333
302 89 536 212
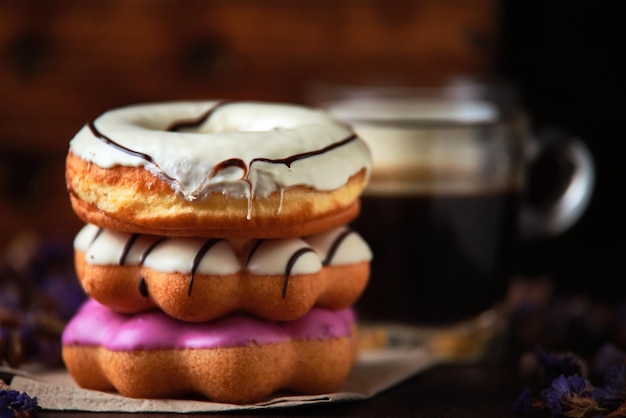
333 112 525 130
309 77 525 127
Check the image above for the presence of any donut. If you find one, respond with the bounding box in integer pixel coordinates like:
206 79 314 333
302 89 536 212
66 101 372 238
73 223 372 322
62 299 358 403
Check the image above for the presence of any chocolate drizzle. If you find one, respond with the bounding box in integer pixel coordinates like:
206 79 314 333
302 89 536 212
283 248 315 299
245 240 265 267
87 121 182 189
88 121 154 163
245 240 316 299
81 225 365 303
165 101 232 132
87 102 360 203
139 237 169 264
322 229 354 266
211 158 247 179
250 133 357 169
188 239 221 296
138 277 149 298
90 227 104 246
119 233 139 265
86 232 227 298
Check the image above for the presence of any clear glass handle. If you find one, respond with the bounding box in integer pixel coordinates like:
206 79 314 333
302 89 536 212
522 129 595 238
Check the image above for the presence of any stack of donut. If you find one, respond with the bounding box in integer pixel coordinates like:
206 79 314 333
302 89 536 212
61 101 373 403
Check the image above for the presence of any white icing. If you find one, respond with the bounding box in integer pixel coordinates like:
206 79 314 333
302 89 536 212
83 229 131 265
246 239 322 276
73 223 100 252
142 238 240 275
304 227 373 265
121 235 163 265
75 224 372 276
69 101 372 201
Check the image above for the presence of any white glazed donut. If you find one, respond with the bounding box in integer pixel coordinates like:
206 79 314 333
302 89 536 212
66 101 372 238
72 223 372 322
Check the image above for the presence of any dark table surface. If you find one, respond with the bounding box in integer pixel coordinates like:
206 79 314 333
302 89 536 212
37 362 523 418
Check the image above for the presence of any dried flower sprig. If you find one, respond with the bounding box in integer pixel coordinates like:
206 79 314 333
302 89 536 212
0 389 39 418
511 344 626 417
541 374 602 417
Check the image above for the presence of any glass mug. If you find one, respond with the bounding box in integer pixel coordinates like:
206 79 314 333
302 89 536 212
311 81 595 327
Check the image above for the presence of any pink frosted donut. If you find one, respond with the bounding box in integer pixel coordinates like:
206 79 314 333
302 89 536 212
62 299 358 403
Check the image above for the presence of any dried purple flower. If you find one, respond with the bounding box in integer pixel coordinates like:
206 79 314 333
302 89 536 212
592 386 623 412
0 389 38 417
541 375 602 417
510 386 532 416
604 363 626 392
592 344 626 382
536 346 586 383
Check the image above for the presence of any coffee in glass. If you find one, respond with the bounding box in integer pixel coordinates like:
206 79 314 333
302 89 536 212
318 82 594 327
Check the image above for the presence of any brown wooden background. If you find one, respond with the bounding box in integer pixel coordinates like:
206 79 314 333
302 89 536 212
0 0 498 250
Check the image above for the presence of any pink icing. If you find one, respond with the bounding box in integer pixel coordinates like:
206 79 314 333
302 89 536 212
62 299 355 351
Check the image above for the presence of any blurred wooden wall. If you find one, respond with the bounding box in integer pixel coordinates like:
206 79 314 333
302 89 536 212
0 0 497 249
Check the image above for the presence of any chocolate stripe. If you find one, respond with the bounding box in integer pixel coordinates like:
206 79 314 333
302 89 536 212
188 239 221 296
250 133 357 168
119 233 139 265
245 239 265 267
89 105 358 199
166 101 231 132
283 248 315 299
323 229 354 266
88 121 154 163
139 237 169 264
138 277 149 299
89 227 104 247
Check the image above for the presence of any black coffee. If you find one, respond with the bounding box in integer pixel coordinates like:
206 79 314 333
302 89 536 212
351 189 520 325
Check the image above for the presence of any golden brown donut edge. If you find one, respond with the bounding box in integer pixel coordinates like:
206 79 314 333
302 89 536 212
66 152 366 238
